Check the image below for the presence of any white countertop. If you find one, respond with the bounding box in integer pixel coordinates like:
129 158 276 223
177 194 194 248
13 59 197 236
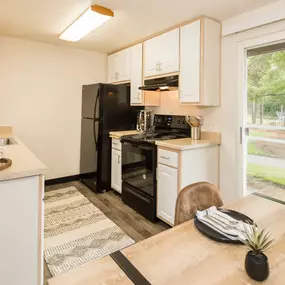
0 138 47 182
155 138 220 150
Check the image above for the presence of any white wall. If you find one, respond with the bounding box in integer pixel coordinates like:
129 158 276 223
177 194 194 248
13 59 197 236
0 36 107 179
222 0 285 36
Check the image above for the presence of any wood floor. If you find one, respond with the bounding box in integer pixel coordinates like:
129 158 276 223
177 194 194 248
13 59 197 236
44 180 170 284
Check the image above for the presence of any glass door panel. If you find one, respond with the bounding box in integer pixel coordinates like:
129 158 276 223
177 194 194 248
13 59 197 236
245 48 285 196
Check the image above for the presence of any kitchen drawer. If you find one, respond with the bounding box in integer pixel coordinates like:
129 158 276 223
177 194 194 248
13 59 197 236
112 138 121 150
158 149 178 168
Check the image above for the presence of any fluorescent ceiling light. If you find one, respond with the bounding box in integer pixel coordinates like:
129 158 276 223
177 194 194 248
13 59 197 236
59 5 114 42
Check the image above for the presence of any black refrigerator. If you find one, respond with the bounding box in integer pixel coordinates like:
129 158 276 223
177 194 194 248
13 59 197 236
80 83 141 193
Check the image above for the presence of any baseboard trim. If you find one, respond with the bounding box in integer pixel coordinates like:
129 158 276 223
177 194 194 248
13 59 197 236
45 175 80 186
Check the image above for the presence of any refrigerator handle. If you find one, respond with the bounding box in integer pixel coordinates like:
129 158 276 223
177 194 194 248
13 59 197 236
93 89 100 150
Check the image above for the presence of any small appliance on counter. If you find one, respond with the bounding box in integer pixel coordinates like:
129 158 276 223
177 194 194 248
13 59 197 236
137 110 154 133
185 116 204 140
121 114 190 222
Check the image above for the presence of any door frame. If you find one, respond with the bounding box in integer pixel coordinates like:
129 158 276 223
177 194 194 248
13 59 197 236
236 29 285 198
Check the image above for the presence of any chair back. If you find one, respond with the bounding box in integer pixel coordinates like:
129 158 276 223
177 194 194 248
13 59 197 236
174 182 223 226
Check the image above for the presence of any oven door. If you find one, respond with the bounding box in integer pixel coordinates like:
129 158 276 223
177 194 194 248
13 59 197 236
121 141 156 197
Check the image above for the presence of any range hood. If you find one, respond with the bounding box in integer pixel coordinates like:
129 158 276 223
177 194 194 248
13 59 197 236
139 75 179 91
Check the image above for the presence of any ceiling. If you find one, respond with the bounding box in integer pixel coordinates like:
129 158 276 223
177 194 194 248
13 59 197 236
0 0 280 53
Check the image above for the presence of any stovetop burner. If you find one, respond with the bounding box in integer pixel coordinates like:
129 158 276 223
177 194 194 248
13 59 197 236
121 115 191 145
131 132 159 140
125 132 188 144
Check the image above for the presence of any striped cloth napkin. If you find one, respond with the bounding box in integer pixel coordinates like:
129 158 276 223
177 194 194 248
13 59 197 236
196 206 252 241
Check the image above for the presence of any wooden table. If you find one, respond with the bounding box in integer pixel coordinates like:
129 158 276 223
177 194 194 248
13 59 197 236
48 193 285 285
122 194 285 285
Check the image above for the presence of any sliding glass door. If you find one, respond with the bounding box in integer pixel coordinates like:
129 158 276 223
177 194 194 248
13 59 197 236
244 44 285 196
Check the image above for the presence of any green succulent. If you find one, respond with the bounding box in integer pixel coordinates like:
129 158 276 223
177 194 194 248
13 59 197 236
242 223 274 256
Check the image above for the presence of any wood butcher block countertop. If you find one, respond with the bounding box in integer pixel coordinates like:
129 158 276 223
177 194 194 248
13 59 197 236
0 137 47 181
109 130 139 139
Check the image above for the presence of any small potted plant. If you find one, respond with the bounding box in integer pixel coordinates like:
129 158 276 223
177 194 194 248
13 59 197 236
242 223 273 282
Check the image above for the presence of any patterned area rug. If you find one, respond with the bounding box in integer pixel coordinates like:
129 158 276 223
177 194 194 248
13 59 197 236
44 186 134 276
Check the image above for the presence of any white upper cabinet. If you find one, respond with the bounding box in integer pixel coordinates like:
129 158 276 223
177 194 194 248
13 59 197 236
108 48 131 83
180 20 201 103
144 29 179 78
180 18 221 106
107 53 117 83
130 43 143 105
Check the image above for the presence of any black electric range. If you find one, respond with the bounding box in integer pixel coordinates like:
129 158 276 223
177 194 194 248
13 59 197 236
120 115 190 222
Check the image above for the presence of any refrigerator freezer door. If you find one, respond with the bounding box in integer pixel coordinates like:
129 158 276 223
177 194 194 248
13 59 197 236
100 84 137 131
80 118 99 174
82 84 100 119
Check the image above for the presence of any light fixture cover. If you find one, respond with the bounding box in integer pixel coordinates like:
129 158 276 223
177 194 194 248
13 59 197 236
59 5 114 42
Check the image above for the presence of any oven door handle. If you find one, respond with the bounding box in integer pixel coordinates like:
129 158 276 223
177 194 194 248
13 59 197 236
134 144 153 151
123 142 153 151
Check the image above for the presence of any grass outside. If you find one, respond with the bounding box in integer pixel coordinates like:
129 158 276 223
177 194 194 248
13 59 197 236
247 163 285 186
249 129 285 140
247 141 265 156
249 130 271 138
247 139 285 159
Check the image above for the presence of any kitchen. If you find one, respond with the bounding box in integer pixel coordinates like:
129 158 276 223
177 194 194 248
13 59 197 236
1 1 285 285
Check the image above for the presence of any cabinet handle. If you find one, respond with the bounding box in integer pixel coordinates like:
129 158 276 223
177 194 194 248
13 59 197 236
118 156 121 164
161 156 170 160
158 62 162 72
156 63 159 71
179 90 183 98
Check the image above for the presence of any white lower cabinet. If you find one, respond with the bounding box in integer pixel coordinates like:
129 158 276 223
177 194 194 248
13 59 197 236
157 164 178 226
0 175 44 285
111 141 122 193
156 146 219 226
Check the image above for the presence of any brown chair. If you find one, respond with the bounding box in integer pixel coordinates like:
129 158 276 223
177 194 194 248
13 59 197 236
174 182 223 226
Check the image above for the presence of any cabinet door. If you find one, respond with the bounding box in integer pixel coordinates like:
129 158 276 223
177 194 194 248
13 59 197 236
159 29 179 75
107 53 116 83
130 43 143 105
180 20 201 103
0 176 42 285
111 148 122 193
157 164 178 226
144 29 179 78
117 48 131 82
108 49 131 83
